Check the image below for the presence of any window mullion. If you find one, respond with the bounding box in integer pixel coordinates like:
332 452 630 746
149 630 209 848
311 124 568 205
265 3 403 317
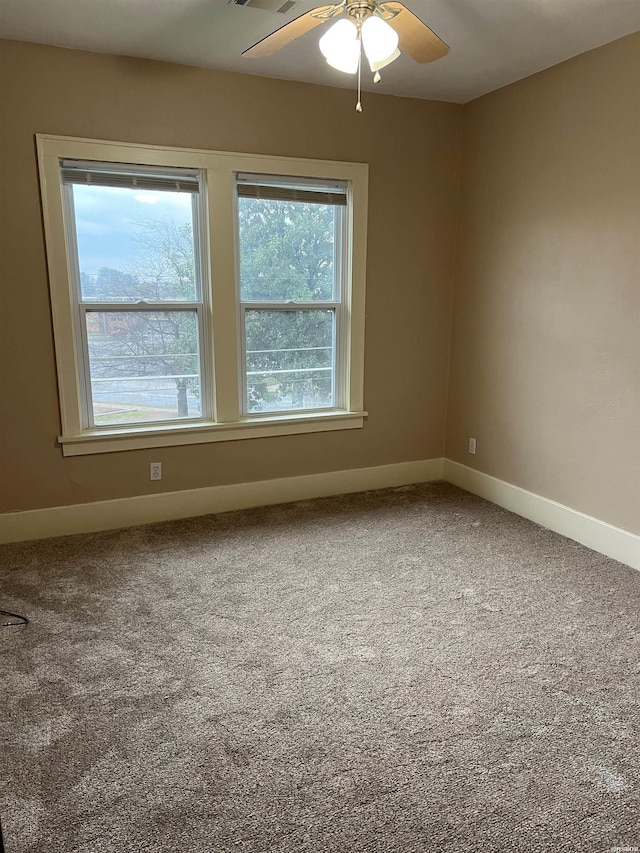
335 205 347 410
347 179 367 413
207 168 240 423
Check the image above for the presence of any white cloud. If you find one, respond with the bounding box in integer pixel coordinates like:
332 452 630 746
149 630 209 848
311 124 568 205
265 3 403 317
133 193 159 205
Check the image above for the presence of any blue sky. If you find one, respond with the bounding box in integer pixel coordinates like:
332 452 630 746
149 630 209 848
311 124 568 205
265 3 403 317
73 185 193 274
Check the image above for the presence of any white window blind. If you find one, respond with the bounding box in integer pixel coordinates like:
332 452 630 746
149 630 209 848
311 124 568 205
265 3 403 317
236 173 347 206
61 160 200 194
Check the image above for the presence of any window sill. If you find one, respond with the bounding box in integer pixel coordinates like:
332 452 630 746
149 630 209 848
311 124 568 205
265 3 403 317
58 411 368 456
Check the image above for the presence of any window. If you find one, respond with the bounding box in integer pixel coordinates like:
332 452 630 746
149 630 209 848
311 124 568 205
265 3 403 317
62 162 208 428
37 136 368 455
237 174 346 415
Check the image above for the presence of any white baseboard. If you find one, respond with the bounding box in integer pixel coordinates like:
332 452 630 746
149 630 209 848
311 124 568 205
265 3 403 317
0 458 445 544
444 459 640 571
3 458 638 572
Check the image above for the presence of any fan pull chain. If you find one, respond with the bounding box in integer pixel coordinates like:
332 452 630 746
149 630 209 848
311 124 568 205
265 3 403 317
356 32 363 112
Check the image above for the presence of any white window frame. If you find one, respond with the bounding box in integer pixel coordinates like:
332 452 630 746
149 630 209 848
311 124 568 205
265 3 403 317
61 161 212 430
37 135 369 456
236 177 347 417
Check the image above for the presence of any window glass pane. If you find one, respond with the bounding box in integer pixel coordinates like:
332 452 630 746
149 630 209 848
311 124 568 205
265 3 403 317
238 198 337 301
86 311 201 425
245 309 334 414
72 185 197 302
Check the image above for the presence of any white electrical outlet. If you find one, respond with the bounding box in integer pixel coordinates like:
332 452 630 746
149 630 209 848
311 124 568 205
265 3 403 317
150 462 162 481
468 437 477 455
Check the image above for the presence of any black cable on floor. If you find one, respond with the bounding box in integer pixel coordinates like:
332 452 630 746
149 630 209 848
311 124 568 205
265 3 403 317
0 609 28 627
0 814 5 853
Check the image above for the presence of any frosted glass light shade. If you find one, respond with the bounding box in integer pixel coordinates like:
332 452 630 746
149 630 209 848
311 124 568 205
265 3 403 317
368 47 400 74
319 19 360 75
361 15 399 64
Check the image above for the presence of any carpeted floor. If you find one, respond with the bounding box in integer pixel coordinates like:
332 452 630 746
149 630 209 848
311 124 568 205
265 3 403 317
0 482 638 853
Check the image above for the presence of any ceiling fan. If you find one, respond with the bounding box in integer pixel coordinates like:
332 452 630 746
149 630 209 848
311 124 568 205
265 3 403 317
242 1 449 111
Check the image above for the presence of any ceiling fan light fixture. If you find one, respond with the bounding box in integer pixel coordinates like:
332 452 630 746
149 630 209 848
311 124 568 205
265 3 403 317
324 47 360 75
361 14 399 64
319 18 360 74
368 46 400 74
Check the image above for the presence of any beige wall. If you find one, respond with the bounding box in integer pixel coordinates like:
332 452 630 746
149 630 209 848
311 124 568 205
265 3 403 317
2 35 638 536
0 39 462 514
446 34 640 534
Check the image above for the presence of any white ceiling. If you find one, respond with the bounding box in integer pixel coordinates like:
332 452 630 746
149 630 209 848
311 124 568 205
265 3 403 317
0 0 638 103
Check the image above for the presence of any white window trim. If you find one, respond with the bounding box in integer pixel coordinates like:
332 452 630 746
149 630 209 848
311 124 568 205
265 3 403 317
36 135 368 457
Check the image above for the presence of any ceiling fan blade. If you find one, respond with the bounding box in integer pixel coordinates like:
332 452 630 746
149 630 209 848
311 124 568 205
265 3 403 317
243 6 340 58
381 2 449 64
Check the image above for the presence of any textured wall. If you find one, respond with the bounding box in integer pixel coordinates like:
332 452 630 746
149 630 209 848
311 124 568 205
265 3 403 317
0 39 462 513
446 35 640 534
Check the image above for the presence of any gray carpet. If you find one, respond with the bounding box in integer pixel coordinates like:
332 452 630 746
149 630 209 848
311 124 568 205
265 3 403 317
0 482 638 853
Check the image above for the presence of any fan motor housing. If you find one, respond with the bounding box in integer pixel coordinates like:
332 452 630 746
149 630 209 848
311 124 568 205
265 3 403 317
346 1 379 20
